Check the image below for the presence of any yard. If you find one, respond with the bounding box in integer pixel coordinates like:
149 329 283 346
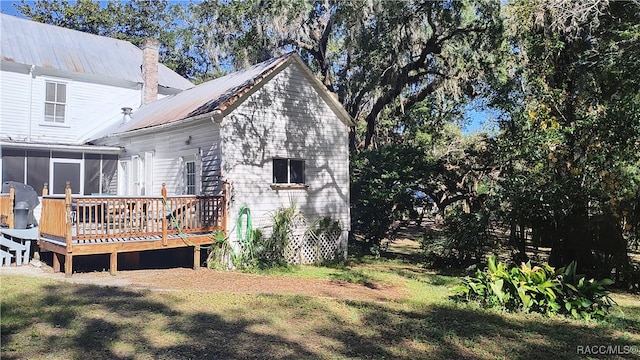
1 240 639 360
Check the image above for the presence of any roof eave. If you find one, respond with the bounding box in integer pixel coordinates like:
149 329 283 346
214 54 292 115
215 54 355 127
0 140 122 154
287 55 356 127
105 112 214 139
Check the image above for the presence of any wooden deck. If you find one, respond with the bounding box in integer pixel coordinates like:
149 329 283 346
38 183 226 276
0 184 15 228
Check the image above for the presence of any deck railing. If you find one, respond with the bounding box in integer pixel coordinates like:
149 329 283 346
0 184 15 228
39 182 226 244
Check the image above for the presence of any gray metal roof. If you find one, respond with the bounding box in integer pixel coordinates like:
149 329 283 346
108 54 292 134
0 14 193 90
90 52 354 141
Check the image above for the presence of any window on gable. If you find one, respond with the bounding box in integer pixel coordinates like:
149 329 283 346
273 158 305 184
185 160 196 195
45 81 66 123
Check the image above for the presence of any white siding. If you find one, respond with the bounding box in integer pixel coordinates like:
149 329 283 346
91 61 350 258
99 119 222 197
1 66 141 144
0 67 31 138
221 62 351 247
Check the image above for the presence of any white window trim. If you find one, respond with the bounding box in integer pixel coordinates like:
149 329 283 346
271 158 308 190
181 154 200 195
118 159 132 195
185 160 197 195
49 158 84 195
144 151 154 196
41 77 71 126
132 155 143 196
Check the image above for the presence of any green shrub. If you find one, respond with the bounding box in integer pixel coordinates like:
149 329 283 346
207 230 234 270
209 204 343 270
421 209 495 268
454 255 616 320
350 144 432 253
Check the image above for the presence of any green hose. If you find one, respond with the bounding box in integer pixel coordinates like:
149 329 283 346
162 195 217 249
237 205 252 243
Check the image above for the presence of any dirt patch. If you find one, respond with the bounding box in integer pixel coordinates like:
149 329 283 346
0 263 406 302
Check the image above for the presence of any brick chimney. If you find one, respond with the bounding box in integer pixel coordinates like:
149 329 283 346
141 38 159 105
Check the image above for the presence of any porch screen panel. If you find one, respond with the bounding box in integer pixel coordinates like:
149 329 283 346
84 154 101 195
102 156 117 195
27 150 50 194
53 162 80 194
1 149 25 184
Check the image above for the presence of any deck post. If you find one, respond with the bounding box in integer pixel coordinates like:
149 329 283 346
35 183 48 262
64 254 73 277
8 183 14 228
193 246 200 270
52 253 61 272
222 181 228 234
161 183 168 247
64 182 73 277
110 252 117 275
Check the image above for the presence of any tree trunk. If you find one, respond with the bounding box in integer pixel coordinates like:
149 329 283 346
549 208 593 272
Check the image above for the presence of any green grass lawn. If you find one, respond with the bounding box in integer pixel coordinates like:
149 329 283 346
2 258 639 359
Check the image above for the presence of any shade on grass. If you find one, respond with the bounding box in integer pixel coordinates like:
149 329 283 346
2 260 639 360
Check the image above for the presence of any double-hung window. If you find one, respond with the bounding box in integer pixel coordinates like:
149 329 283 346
185 160 196 195
45 81 67 123
273 158 305 184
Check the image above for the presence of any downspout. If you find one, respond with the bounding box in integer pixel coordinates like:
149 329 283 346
138 83 143 108
27 64 35 142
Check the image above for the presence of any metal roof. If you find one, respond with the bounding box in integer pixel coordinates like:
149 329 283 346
108 54 292 134
90 52 354 140
0 14 193 90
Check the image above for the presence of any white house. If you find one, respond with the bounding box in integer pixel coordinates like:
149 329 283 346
92 53 354 261
1 15 353 265
0 14 193 197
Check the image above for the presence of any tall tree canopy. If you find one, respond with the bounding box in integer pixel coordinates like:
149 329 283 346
15 0 503 149
14 0 640 281
494 0 640 278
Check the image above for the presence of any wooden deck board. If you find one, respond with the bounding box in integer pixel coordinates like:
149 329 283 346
38 189 226 275
40 232 215 255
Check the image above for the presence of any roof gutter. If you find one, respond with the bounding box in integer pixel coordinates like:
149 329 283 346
106 111 220 138
27 64 35 142
1 141 122 154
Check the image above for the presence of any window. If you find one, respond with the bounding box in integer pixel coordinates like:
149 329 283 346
185 161 196 195
1 148 26 184
45 81 66 123
273 158 305 184
51 159 82 194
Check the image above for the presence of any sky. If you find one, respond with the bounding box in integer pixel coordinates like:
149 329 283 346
1 1 21 16
1 0 490 134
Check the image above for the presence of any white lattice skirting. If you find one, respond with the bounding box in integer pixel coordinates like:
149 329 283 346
280 215 343 265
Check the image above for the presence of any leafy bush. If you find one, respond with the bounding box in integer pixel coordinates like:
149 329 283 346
263 204 296 261
209 203 344 270
350 144 433 254
454 255 616 320
206 230 234 270
420 209 496 268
